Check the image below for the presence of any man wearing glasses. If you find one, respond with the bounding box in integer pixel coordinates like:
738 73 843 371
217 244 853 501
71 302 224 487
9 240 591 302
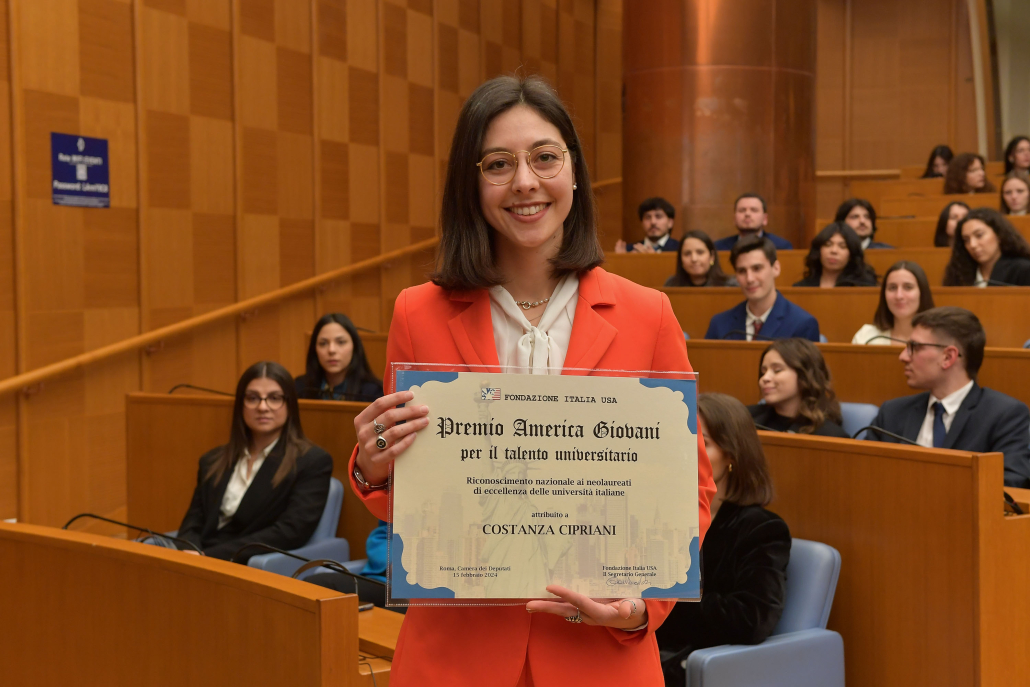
868 307 1030 487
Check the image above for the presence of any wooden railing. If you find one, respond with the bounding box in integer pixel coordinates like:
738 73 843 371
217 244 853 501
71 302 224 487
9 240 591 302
0 237 440 397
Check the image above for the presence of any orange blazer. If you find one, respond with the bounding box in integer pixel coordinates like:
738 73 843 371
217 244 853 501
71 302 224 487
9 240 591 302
348 267 716 687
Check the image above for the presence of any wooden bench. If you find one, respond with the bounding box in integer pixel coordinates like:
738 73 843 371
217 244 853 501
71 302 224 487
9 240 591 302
872 214 1030 249
880 194 1000 218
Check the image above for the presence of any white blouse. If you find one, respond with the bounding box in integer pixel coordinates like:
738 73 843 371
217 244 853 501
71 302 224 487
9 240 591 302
851 324 893 345
487 275 579 374
218 438 278 529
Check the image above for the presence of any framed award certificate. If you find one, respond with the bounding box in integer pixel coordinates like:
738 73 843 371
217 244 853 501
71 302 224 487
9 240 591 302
387 364 701 606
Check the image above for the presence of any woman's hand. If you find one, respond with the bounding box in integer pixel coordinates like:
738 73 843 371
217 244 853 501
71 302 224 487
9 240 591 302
525 585 648 630
354 390 430 485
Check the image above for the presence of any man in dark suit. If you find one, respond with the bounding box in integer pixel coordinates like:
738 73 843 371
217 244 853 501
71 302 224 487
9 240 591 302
614 196 681 254
868 306 1030 487
704 236 821 342
713 193 793 251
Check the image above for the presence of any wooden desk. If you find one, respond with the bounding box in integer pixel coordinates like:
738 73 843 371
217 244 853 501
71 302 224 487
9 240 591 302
850 177 945 208
665 286 1030 348
758 433 1024 687
880 194 999 218
0 522 398 686
872 214 1030 249
683 340 1030 406
126 394 380 559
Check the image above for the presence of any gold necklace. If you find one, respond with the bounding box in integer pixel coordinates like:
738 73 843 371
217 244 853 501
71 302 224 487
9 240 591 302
514 297 549 310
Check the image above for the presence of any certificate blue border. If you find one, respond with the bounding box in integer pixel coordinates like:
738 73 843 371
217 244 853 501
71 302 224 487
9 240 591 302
389 370 701 600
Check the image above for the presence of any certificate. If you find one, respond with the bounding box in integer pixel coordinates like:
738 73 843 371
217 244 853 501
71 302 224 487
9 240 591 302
387 365 700 604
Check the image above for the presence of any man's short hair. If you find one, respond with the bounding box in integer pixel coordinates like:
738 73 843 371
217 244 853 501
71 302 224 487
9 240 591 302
912 306 986 377
638 197 676 220
734 193 767 213
730 235 777 269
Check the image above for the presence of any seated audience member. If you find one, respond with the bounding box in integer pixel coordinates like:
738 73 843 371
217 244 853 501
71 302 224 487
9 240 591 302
943 208 1030 286
868 307 1030 487
713 193 793 251
177 361 333 562
748 339 850 438
1001 173 1030 215
1004 135 1030 176
793 222 878 288
656 393 790 686
614 196 680 253
295 313 384 402
664 229 737 287
933 201 969 248
834 198 893 249
921 144 953 179
944 153 995 194
705 236 820 342
853 261 935 345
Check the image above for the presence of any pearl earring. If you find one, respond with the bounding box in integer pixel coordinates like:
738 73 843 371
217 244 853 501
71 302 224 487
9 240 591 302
573 183 577 190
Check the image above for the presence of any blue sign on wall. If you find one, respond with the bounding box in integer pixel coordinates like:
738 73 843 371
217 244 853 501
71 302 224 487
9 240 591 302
51 133 109 208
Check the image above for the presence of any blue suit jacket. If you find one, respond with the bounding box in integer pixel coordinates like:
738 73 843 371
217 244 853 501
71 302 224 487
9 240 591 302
713 231 793 251
869 383 1030 487
704 292 820 341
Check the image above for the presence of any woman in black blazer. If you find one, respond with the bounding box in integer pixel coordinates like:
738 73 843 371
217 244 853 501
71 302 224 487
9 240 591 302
793 222 878 288
177 360 333 563
657 393 791 686
294 313 384 402
943 207 1030 287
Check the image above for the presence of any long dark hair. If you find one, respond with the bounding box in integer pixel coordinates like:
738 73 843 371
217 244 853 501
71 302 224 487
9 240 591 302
431 74 602 290
697 393 773 506
759 339 842 434
301 313 380 400
834 198 878 239
667 230 732 286
944 153 995 194
943 208 1030 285
802 222 876 284
873 261 935 331
206 361 311 488
1004 136 1030 175
1000 173 1030 215
934 201 969 247
921 145 953 178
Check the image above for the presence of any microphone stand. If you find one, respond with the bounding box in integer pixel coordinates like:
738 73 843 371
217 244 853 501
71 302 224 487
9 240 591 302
168 383 234 396
62 513 204 555
851 425 919 445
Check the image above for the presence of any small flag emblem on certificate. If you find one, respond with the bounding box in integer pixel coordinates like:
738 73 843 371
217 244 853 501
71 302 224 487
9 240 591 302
482 388 502 400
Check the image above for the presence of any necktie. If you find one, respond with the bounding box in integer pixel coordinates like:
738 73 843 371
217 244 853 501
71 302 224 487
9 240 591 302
752 319 763 341
932 402 946 448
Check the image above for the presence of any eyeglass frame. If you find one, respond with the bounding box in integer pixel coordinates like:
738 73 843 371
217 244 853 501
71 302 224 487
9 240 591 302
242 393 286 410
886 337 963 358
476 145 570 186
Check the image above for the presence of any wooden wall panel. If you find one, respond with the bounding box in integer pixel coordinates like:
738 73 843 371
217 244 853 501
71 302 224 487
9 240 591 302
0 0 14 520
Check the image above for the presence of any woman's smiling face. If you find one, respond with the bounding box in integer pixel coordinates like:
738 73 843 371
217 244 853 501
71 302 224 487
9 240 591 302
478 105 575 256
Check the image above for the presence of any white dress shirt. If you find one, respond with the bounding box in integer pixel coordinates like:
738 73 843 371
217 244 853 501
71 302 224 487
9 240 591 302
218 438 279 529
974 268 987 288
488 275 579 374
745 296 775 341
915 380 975 448
643 234 671 251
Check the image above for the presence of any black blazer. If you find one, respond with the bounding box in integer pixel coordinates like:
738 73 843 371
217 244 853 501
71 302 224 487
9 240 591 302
294 374 384 402
656 502 791 681
749 403 850 438
869 382 1030 487
177 442 333 562
985 256 1030 286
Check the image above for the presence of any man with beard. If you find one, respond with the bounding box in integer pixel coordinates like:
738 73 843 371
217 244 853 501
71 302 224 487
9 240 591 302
713 193 793 251
615 197 680 253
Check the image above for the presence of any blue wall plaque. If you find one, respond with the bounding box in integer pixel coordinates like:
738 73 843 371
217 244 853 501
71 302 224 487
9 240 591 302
51 133 110 208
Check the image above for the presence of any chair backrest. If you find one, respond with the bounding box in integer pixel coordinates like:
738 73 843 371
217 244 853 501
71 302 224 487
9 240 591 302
840 402 879 439
819 333 828 343
306 477 344 544
772 538 841 635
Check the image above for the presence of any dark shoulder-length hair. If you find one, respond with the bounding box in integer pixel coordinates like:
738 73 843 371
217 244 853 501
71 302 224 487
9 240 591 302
697 393 773 506
205 361 311 488
760 339 842 434
301 313 380 400
944 153 995 194
834 198 878 238
922 145 953 178
431 75 602 291
666 229 732 286
934 201 970 247
1000 173 1030 215
802 222 876 284
873 261 935 331
943 207 1030 285
1004 136 1030 175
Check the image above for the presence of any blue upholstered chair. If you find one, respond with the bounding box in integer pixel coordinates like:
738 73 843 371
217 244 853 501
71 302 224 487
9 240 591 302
840 402 879 439
684 538 844 687
247 476 350 576
819 333 828 343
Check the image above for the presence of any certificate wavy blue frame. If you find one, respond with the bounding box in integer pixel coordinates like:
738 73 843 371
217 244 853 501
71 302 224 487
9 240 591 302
388 369 701 602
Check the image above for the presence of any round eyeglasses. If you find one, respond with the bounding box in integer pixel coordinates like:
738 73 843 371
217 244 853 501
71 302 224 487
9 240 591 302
243 393 285 410
477 145 568 185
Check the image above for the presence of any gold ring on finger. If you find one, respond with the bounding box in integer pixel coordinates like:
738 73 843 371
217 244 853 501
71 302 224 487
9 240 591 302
564 610 582 623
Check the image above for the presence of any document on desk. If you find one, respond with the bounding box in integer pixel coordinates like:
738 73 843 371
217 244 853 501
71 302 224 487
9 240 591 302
387 364 701 605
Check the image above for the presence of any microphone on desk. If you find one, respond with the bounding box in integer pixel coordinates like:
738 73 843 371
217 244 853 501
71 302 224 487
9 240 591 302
168 383 234 396
753 422 777 432
860 335 906 345
851 425 920 445
980 279 1016 287
721 330 775 341
1004 492 1025 516
62 513 205 555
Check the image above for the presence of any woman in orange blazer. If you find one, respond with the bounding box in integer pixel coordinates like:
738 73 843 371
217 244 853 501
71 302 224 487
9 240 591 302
348 75 715 687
